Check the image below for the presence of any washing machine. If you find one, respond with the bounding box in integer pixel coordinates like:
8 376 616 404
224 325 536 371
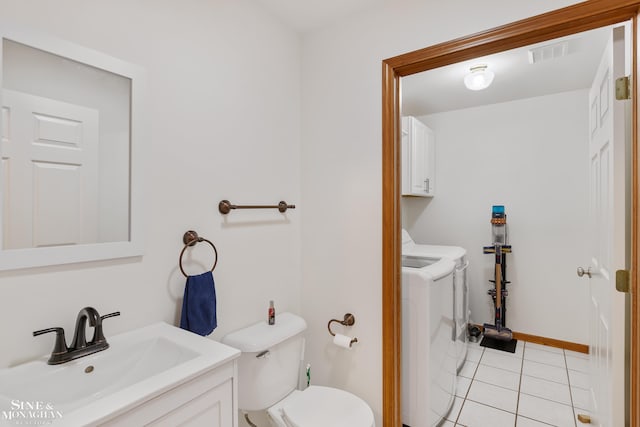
402 256 456 427
402 229 469 373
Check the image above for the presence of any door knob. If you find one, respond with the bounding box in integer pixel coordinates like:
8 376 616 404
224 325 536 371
577 267 594 278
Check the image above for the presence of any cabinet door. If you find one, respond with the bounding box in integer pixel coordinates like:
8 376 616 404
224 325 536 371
149 379 233 427
423 125 435 195
98 363 237 427
401 117 412 195
402 117 435 197
410 119 429 195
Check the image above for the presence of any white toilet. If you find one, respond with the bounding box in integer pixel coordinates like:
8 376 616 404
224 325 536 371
221 312 375 427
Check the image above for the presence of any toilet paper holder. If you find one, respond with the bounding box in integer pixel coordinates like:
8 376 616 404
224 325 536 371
327 313 358 345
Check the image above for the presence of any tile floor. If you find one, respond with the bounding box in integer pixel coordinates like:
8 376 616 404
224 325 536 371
443 339 591 427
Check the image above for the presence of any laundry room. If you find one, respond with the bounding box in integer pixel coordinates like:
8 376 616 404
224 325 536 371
395 15 636 425
400 24 617 348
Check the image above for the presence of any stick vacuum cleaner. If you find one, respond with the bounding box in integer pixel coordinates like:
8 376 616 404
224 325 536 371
482 205 513 342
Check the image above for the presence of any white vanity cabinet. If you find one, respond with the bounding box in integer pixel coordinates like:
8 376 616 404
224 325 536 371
98 360 238 427
402 116 435 197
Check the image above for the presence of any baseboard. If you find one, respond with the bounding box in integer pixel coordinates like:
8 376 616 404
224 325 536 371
512 331 589 354
475 324 589 354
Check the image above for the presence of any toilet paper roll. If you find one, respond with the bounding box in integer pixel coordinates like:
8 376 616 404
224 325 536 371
333 333 355 349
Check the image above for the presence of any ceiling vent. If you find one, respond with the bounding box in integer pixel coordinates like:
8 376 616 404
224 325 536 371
528 41 570 64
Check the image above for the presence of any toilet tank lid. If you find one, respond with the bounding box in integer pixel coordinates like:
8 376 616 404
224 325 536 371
221 312 307 353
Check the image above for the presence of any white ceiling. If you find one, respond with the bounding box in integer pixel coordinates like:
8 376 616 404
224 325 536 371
252 0 383 33
401 26 612 116
253 1 615 116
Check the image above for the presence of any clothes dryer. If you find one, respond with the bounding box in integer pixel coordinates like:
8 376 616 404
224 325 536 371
402 257 456 427
402 229 469 373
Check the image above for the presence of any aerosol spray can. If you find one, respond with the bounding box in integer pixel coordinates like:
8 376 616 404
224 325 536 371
268 300 275 325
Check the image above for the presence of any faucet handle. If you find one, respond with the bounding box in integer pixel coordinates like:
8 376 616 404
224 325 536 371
101 311 121 321
93 311 120 344
33 327 68 359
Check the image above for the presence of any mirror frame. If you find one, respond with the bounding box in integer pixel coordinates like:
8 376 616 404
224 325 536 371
0 24 146 270
381 1 640 426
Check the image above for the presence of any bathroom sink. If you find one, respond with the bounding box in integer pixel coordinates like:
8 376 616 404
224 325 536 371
0 322 240 426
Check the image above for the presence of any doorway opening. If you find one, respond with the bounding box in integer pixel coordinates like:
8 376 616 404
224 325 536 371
381 2 640 427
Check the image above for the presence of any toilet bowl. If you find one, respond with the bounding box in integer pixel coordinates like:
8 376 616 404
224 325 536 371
221 312 374 427
267 385 374 427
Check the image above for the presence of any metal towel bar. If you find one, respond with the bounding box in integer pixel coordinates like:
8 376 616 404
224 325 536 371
218 200 295 214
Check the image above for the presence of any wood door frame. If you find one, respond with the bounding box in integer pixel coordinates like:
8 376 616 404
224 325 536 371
381 1 640 426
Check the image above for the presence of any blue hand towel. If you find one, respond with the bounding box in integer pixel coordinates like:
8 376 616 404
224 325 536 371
180 271 217 336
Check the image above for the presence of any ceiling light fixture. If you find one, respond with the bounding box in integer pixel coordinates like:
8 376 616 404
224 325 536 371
464 64 494 91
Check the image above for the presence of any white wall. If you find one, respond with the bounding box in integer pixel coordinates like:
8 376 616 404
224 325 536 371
0 0 302 376
300 0 582 423
403 89 590 344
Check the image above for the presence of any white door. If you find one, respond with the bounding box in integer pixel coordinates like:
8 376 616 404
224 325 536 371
586 24 628 427
1 90 99 249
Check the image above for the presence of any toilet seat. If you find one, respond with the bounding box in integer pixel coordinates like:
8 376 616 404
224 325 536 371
268 386 375 427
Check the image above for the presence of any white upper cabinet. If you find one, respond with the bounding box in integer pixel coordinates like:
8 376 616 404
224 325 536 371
402 116 435 197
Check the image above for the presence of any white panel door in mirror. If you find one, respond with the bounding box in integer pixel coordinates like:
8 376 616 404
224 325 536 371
2 90 99 249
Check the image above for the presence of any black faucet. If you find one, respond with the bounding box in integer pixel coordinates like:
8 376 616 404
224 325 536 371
70 307 100 350
33 307 120 365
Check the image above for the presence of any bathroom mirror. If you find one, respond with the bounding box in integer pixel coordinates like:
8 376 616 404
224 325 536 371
0 25 145 270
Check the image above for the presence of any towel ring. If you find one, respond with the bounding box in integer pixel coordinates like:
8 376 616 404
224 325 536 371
179 230 218 277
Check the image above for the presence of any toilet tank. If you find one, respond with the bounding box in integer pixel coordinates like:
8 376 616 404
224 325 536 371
221 312 307 411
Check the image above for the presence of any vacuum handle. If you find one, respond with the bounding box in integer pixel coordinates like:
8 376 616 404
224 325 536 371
495 263 502 310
